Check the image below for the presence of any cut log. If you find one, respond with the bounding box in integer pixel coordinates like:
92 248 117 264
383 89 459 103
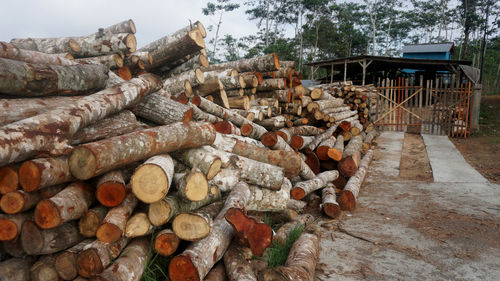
30 255 59 281
96 170 130 207
260 232 320 281
203 262 228 281
96 19 136 35
240 123 268 139
305 125 338 151
191 103 223 123
96 192 137 243
76 237 130 278
246 180 291 212
201 54 279 73
10 36 80 54
256 89 291 102
363 129 378 150
90 237 148 281
290 135 315 151
224 208 272 257
124 212 153 238
321 184 341 219
307 98 344 112
214 120 241 135
322 105 350 114
176 168 208 202
240 73 259 88
2 238 26 258
257 78 286 91
169 182 251 281
0 257 35 281
223 242 257 281
0 185 64 214
225 152 285 190
75 54 123 69
0 212 32 241
71 110 141 145
134 92 193 124
328 110 357 123
34 181 94 229
68 33 136 58
208 168 241 192
21 221 83 255
172 201 224 241
0 41 76 66
165 54 209 76
339 150 373 211
291 170 339 200
257 115 287 130
0 165 18 195
0 57 108 97
172 146 222 180
228 96 250 110
328 135 344 161
19 156 73 192
0 74 162 166
154 228 180 256
124 51 152 71
69 121 216 180
280 125 325 138
338 135 364 177
78 205 108 238
315 136 337 161
261 132 294 151
130 154 174 203
212 132 266 151
55 239 93 280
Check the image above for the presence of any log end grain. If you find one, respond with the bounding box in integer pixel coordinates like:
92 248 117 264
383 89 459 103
304 149 321 175
79 211 102 237
225 208 272 257
0 166 18 194
172 213 210 241
272 53 280 70
214 121 235 134
183 171 209 202
20 221 43 254
338 157 357 178
261 132 278 147
154 230 180 256
125 34 137 53
131 164 169 204
316 146 330 161
240 124 253 137
207 159 222 181
191 95 201 106
125 213 151 238
323 203 341 218
339 121 351 132
148 200 172 226
34 199 61 229
275 131 288 143
0 192 24 214
96 223 121 243
290 136 304 150
117 66 132 81
69 147 97 181
55 251 78 280
332 175 347 190
188 30 206 49
0 218 19 241
290 187 306 201
76 248 103 278
168 254 200 281
96 182 127 207
18 161 41 192
195 68 205 84
200 54 209 68
327 148 342 162
339 190 355 211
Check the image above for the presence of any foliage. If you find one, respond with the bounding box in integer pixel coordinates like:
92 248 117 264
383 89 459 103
266 223 304 268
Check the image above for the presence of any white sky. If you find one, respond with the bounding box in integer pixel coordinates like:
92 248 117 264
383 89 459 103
0 0 260 48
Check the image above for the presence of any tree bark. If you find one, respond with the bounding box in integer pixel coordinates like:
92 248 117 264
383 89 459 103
339 149 373 211
328 135 344 161
208 168 241 192
305 125 337 151
223 242 257 281
10 36 80 54
169 182 251 281
257 78 286 91
172 201 224 242
124 212 153 238
131 154 174 203
0 212 32 241
256 89 291 102
164 54 209 77
363 129 378 150
328 110 357 123
279 126 324 141
172 146 222 180
290 135 315 151
246 179 291 212
203 54 279 73
240 123 268 139
338 135 364 177
95 19 136 35
154 228 180 256
69 33 136 58
0 165 19 195
0 256 35 281
307 98 344 112
228 96 250 110
55 239 94 280
0 41 76 66
321 184 341 219
257 115 287 130
90 237 148 281
0 185 63 214
34 181 94 229
315 136 336 161
19 156 73 192
2 238 26 258
76 237 130 278
0 57 108 97
291 170 339 200
78 206 108 238
203 262 228 281
0 74 161 166
191 103 223 123
21 221 83 255
75 54 123 69
96 192 137 243
69 121 215 180
134 92 193 124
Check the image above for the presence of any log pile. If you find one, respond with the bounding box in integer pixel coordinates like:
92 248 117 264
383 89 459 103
0 18 379 281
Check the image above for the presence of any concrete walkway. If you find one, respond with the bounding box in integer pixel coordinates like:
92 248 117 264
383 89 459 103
315 132 500 281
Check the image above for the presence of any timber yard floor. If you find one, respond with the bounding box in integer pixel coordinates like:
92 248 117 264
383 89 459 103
314 132 500 281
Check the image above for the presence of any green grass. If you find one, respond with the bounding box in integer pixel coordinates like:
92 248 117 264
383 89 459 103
140 229 171 281
474 97 500 143
266 223 304 268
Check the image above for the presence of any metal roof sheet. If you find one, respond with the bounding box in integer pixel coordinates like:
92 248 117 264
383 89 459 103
402 43 454 53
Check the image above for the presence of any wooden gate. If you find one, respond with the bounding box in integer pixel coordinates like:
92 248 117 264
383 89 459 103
373 75 473 137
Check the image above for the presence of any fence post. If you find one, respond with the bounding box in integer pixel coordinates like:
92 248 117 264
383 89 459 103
470 83 482 130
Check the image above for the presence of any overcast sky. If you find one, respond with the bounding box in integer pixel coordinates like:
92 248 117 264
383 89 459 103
0 0 260 48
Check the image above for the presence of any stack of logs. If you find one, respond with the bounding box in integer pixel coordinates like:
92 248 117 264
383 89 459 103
0 18 378 281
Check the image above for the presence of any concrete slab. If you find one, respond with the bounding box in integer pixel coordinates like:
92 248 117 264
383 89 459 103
422 134 488 183
370 131 404 179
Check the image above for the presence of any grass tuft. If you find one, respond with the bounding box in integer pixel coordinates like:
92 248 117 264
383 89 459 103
266 223 304 268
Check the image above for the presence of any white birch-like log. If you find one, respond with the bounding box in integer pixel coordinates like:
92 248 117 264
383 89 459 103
0 41 76 66
172 146 222 180
201 54 279 73
339 149 373 211
246 179 291 212
223 243 257 281
321 183 341 218
291 170 339 200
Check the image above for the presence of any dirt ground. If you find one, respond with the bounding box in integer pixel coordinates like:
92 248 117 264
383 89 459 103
451 95 500 184
399 133 433 181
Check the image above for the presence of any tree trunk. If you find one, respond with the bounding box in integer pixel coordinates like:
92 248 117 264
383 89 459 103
0 57 108 97
240 123 269 139
78 206 108 238
0 74 161 166
131 154 174 203
257 78 286 91
321 184 340 219
201 54 279 73
260 232 320 281
338 135 364 177
154 228 180 256
95 169 130 208
20 221 83 255
71 110 142 145
0 185 63 215
0 165 19 195
164 54 209 77
291 170 339 200
315 136 336 161
69 121 215 180
76 237 130 278
34 181 94 229
307 98 344 112
241 73 259 88
55 239 94 280
90 237 149 281
363 129 378 150
256 89 291 102
228 96 250 110
339 149 373 211
246 180 291 212
96 19 136 35
19 156 73 192
328 135 344 161
10 36 80 54
169 182 251 281
29 255 59 281
75 54 123 69
305 125 337 151
172 201 224 241
172 146 222 180
203 262 228 281
163 75 193 97
208 168 241 192
261 132 294 151
290 135 315 151
96 192 137 243
69 33 136 58
138 93 196 123
191 104 223 123
0 257 35 281
257 115 287 130
176 168 209 202
279 126 324 141
328 110 357 123
225 152 285 190
223 242 257 281
124 212 153 238
214 120 241 135
0 212 32 241
350 120 363 136
0 41 76 66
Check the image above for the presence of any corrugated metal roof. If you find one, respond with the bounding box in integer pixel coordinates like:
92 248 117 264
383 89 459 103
402 43 454 53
